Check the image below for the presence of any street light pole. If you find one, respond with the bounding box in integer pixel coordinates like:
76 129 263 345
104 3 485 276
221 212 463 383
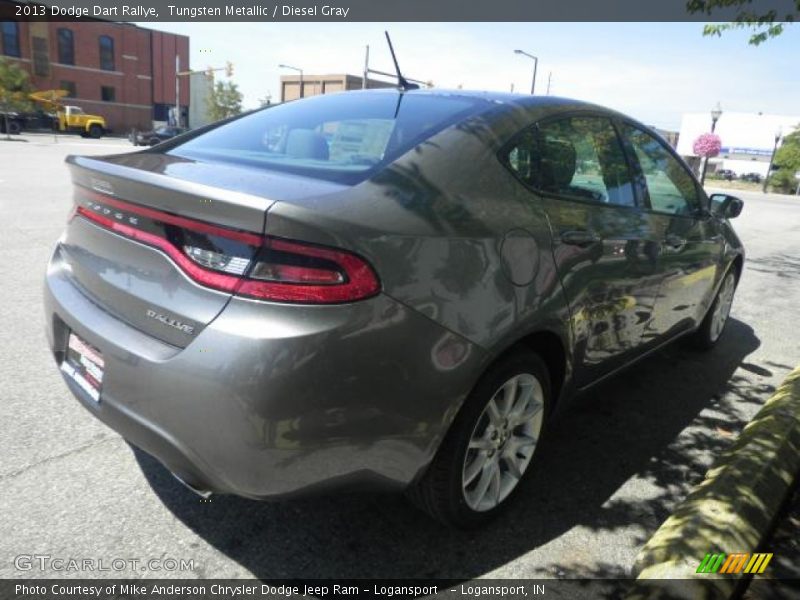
279 64 304 99
763 127 782 193
700 102 723 185
514 49 538 95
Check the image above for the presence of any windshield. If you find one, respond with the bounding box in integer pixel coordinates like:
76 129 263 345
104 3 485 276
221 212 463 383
68 106 84 114
169 91 487 184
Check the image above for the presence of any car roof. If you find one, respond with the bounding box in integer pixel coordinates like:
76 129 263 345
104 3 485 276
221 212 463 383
340 87 639 126
351 87 603 111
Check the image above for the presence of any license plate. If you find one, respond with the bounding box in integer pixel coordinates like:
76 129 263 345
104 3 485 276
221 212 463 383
61 332 105 403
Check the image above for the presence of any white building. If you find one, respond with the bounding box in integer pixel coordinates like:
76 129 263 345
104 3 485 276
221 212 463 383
677 111 799 177
189 71 214 130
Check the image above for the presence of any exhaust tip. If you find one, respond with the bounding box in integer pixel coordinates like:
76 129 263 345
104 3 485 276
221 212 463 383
171 471 213 499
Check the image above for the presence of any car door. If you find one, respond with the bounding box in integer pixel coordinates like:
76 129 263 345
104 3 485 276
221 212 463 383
618 122 726 342
503 114 662 386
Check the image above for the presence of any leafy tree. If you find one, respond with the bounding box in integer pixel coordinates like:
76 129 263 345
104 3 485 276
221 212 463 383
768 127 800 193
0 58 33 139
687 0 799 45
206 80 243 122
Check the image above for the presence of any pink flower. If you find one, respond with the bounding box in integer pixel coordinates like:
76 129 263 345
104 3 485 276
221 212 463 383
693 133 722 157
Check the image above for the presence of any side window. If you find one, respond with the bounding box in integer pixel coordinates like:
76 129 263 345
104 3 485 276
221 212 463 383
505 116 636 207
99 35 114 71
623 124 700 216
2 21 20 58
58 28 74 65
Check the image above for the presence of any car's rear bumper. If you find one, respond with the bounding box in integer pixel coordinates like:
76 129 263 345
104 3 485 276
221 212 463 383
44 244 486 499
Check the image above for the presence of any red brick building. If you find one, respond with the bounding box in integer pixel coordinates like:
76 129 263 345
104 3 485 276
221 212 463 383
0 17 188 133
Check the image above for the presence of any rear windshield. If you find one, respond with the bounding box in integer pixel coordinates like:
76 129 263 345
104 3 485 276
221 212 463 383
168 92 487 184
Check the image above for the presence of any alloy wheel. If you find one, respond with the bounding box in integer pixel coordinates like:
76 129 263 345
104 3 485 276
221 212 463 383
462 373 544 511
710 273 735 342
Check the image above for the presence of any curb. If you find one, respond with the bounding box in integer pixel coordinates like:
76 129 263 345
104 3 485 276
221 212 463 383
627 365 800 599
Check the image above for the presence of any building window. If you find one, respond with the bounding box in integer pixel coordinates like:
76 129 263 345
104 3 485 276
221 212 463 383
60 81 77 98
98 35 114 71
1 21 20 57
32 36 49 77
57 28 74 65
101 86 115 102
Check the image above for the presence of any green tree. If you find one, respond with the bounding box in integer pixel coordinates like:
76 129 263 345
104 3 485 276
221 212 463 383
206 80 243 122
768 127 800 194
0 58 33 139
687 0 799 45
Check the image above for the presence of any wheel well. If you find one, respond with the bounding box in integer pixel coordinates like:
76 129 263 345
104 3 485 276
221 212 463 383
515 330 567 405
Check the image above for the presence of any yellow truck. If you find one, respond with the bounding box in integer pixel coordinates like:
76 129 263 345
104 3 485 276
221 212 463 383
29 90 107 138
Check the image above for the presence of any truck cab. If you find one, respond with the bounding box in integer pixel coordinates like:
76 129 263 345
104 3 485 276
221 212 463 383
60 105 107 138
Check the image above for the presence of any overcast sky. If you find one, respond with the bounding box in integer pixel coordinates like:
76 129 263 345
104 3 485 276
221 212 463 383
139 22 800 131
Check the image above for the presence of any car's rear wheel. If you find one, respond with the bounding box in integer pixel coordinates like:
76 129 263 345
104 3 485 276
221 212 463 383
408 350 550 528
691 268 737 349
88 124 103 138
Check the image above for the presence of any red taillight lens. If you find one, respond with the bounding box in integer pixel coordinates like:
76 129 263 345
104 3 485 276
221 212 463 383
73 188 380 304
239 237 379 303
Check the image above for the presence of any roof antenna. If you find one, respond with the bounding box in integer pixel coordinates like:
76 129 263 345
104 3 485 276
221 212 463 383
385 31 419 91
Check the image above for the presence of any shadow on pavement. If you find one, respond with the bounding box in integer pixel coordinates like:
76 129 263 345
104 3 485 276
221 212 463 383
134 318 763 579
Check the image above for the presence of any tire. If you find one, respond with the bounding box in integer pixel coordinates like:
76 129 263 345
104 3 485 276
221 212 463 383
8 121 21 135
690 268 737 350
408 349 551 528
88 124 103 139
148 137 160 146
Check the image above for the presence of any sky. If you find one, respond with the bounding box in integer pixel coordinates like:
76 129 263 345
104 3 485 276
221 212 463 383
138 22 800 131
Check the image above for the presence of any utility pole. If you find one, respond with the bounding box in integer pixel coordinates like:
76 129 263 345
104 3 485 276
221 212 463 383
175 55 180 127
546 71 552 95
763 128 782 193
363 45 369 89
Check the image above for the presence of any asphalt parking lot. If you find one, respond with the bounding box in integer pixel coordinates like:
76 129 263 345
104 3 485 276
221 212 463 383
1 133 799 580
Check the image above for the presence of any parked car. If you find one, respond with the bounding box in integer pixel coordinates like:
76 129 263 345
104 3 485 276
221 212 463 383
129 125 186 146
716 169 737 181
0 111 25 134
740 172 762 183
45 90 745 527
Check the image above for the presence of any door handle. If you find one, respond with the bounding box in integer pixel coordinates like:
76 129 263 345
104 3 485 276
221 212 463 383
664 234 686 250
560 230 601 247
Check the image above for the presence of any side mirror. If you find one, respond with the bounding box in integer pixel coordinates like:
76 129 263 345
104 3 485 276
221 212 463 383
709 193 744 220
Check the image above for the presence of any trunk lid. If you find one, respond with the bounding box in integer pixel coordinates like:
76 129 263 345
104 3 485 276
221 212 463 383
62 153 345 347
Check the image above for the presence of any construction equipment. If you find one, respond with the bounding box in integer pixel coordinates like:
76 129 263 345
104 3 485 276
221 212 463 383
29 90 107 138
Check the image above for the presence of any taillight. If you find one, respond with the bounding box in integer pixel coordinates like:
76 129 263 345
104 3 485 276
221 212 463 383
73 188 380 304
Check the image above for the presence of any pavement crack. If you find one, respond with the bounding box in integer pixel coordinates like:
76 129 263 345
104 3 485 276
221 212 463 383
0 436 117 482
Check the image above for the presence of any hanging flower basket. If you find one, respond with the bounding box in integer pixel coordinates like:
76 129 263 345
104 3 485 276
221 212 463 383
693 133 722 158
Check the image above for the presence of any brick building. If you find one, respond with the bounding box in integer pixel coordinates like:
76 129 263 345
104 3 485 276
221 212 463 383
0 14 188 133
280 74 395 103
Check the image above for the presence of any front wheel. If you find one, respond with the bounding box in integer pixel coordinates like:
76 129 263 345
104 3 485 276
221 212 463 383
408 350 550 528
88 124 103 138
691 269 737 349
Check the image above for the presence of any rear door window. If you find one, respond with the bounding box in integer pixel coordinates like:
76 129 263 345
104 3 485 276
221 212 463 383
505 116 636 207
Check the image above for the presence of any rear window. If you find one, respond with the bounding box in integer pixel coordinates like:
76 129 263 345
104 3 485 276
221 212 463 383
169 91 486 184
